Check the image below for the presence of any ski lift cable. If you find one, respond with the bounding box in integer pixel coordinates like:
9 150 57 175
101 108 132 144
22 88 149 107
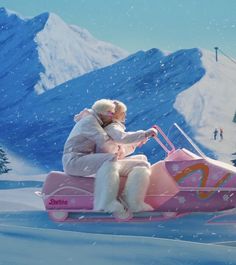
218 48 236 65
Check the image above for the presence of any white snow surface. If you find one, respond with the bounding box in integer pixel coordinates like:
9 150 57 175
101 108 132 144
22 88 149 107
0 188 44 211
175 49 236 163
34 13 129 93
1 223 236 265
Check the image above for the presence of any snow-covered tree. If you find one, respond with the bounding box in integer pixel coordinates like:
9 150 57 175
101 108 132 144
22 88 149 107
0 146 11 174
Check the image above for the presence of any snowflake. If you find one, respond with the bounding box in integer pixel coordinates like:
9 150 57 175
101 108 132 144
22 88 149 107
178 196 186 204
223 194 229 201
171 164 180 172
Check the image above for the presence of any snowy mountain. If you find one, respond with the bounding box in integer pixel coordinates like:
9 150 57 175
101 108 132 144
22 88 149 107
0 7 128 100
1 8 235 172
0 47 206 170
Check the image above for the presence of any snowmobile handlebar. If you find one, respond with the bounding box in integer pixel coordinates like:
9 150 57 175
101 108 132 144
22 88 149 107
152 125 176 155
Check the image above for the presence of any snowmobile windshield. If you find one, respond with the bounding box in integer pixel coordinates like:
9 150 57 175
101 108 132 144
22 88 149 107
167 123 206 159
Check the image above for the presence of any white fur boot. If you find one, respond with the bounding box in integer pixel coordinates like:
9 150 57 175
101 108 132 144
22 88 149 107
124 166 153 212
94 161 125 213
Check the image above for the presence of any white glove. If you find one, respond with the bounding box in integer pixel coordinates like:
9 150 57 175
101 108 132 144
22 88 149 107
145 128 157 138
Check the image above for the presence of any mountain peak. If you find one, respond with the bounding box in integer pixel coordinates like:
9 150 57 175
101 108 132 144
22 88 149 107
46 12 67 26
34 11 129 93
0 6 26 23
0 8 129 95
0 7 15 16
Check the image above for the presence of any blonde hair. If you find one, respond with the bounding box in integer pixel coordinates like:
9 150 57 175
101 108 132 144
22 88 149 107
113 100 127 114
92 99 115 114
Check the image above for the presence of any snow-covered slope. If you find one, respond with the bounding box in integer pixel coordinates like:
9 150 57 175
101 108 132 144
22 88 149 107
175 49 236 162
0 7 128 97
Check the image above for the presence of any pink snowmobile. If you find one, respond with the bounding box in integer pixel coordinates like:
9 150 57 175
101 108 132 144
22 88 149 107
38 123 236 222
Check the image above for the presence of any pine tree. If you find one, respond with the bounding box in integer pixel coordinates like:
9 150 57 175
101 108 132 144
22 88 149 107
232 152 236 167
232 159 236 167
0 146 11 174
233 111 236 123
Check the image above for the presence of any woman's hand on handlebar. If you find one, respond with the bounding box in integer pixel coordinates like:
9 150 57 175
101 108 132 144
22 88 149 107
145 128 158 138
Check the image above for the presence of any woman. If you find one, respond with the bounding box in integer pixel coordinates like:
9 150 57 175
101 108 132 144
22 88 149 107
94 100 157 213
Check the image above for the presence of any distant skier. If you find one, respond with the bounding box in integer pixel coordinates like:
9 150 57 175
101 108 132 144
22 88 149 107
213 128 218 140
219 128 223 141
